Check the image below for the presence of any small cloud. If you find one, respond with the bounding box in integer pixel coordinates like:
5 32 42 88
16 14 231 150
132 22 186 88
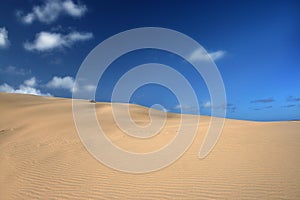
17 0 87 24
250 97 274 103
287 96 300 102
83 84 96 92
189 48 226 62
0 27 9 49
173 104 199 113
282 104 296 108
162 108 168 112
0 77 51 96
225 103 237 113
264 105 272 109
202 101 211 108
24 77 36 87
252 105 273 111
47 76 75 92
200 101 236 112
62 0 87 17
209 50 226 61
0 66 31 76
24 31 93 52
174 104 189 110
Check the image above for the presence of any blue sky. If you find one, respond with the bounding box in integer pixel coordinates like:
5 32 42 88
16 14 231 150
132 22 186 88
0 0 299 121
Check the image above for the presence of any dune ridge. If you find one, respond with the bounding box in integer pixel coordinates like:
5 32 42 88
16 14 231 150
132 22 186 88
0 92 299 199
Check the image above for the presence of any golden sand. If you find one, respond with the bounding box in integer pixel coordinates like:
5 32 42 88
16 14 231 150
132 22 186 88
0 92 299 199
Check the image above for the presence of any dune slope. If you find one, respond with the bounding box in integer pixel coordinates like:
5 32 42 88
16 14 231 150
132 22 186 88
0 92 299 199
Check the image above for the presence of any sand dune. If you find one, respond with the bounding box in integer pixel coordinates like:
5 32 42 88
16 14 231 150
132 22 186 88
0 92 299 199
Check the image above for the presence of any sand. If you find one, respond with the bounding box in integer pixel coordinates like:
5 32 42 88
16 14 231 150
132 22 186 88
0 92 299 199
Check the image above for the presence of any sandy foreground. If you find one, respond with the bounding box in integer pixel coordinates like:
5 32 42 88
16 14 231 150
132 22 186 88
0 92 299 199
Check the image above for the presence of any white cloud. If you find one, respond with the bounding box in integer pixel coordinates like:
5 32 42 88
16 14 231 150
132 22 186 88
0 75 95 96
22 13 35 24
208 50 226 61
67 31 94 41
174 104 189 109
0 27 9 48
189 48 226 62
83 84 96 92
24 77 36 87
0 77 51 96
24 31 93 51
63 0 87 17
18 0 87 24
14 85 48 96
24 32 62 51
174 104 181 109
47 76 75 92
0 83 15 93
202 101 211 108
46 76 98 94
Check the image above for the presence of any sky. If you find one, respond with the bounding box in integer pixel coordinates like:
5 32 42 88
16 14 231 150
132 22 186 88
0 0 299 121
